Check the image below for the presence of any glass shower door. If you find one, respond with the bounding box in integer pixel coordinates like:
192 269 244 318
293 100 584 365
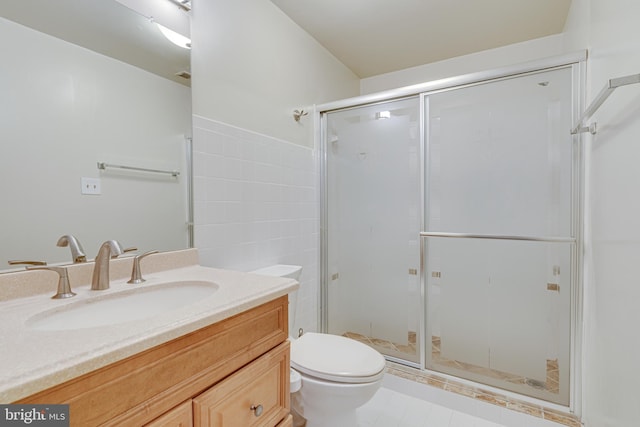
325 97 422 364
423 67 576 405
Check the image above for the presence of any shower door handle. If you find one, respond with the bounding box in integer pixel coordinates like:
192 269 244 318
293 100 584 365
419 232 575 243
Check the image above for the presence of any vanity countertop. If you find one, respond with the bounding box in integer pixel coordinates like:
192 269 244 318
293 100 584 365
0 250 298 402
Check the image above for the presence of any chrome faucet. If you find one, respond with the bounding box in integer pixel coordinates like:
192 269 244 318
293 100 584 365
57 234 87 263
91 240 123 290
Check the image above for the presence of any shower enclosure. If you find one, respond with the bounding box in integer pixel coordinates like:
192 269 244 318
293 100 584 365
320 59 583 407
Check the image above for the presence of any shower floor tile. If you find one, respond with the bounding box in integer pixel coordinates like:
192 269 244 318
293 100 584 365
344 331 561 398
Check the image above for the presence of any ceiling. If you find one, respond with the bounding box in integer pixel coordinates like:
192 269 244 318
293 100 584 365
270 0 573 78
2 0 572 84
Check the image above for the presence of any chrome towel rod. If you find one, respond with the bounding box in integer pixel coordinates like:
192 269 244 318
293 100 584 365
420 232 575 244
97 162 180 177
571 73 640 135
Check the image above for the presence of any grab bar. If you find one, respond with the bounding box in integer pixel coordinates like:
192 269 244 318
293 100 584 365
97 162 180 177
571 73 640 135
419 232 575 243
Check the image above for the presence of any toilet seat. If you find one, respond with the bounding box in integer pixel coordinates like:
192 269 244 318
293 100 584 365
291 333 385 384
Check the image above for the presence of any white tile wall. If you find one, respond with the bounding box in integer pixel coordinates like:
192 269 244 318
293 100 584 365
192 115 319 334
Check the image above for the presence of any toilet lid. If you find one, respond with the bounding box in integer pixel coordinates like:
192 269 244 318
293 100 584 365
290 333 386 383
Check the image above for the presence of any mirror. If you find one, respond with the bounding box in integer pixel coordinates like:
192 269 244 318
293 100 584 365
0 0 192 271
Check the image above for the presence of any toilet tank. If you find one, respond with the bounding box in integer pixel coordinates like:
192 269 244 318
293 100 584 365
250 264 302 281
250 264 302 339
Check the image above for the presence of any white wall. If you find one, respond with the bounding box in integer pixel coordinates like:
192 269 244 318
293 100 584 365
189 0 359 335
360 34 566 95
563 1 640 426
0 17 191 266
190 0 359 147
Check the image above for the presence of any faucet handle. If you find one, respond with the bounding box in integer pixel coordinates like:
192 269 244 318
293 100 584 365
8 260 47 266
128 250 159 284
26 266 76 299
112 247 137 258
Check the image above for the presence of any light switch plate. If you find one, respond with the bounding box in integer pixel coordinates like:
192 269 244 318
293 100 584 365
81 177 101 195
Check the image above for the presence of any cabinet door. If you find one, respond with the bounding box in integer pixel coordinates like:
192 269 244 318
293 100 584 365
145 400 193 427
193 342 290 427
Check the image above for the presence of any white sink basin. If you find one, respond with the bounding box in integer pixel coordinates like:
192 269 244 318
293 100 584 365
26 281 219 331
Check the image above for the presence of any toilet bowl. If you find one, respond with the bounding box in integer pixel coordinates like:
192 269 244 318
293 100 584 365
290 332 385 427
250 265 385 427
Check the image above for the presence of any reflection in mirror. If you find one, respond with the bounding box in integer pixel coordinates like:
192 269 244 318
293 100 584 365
0 0 192 271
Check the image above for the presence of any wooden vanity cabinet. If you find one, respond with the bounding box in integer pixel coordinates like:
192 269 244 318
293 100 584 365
17 296 291 427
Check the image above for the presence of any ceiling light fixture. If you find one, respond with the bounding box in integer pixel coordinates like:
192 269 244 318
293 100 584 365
376 111 391 120
156 23 191 49
168 0 192 11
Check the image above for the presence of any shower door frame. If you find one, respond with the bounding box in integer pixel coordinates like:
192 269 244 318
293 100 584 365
318 50 587 413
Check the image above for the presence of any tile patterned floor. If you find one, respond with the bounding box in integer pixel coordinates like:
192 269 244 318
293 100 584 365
358 386 506 427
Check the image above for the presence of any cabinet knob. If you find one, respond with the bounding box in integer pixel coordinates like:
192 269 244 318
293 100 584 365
250 404 263 417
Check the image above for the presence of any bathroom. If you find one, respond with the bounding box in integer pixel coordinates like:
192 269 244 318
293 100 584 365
2 0 640 426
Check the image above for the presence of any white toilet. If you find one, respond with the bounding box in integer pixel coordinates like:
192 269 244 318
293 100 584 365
250 265 385 427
